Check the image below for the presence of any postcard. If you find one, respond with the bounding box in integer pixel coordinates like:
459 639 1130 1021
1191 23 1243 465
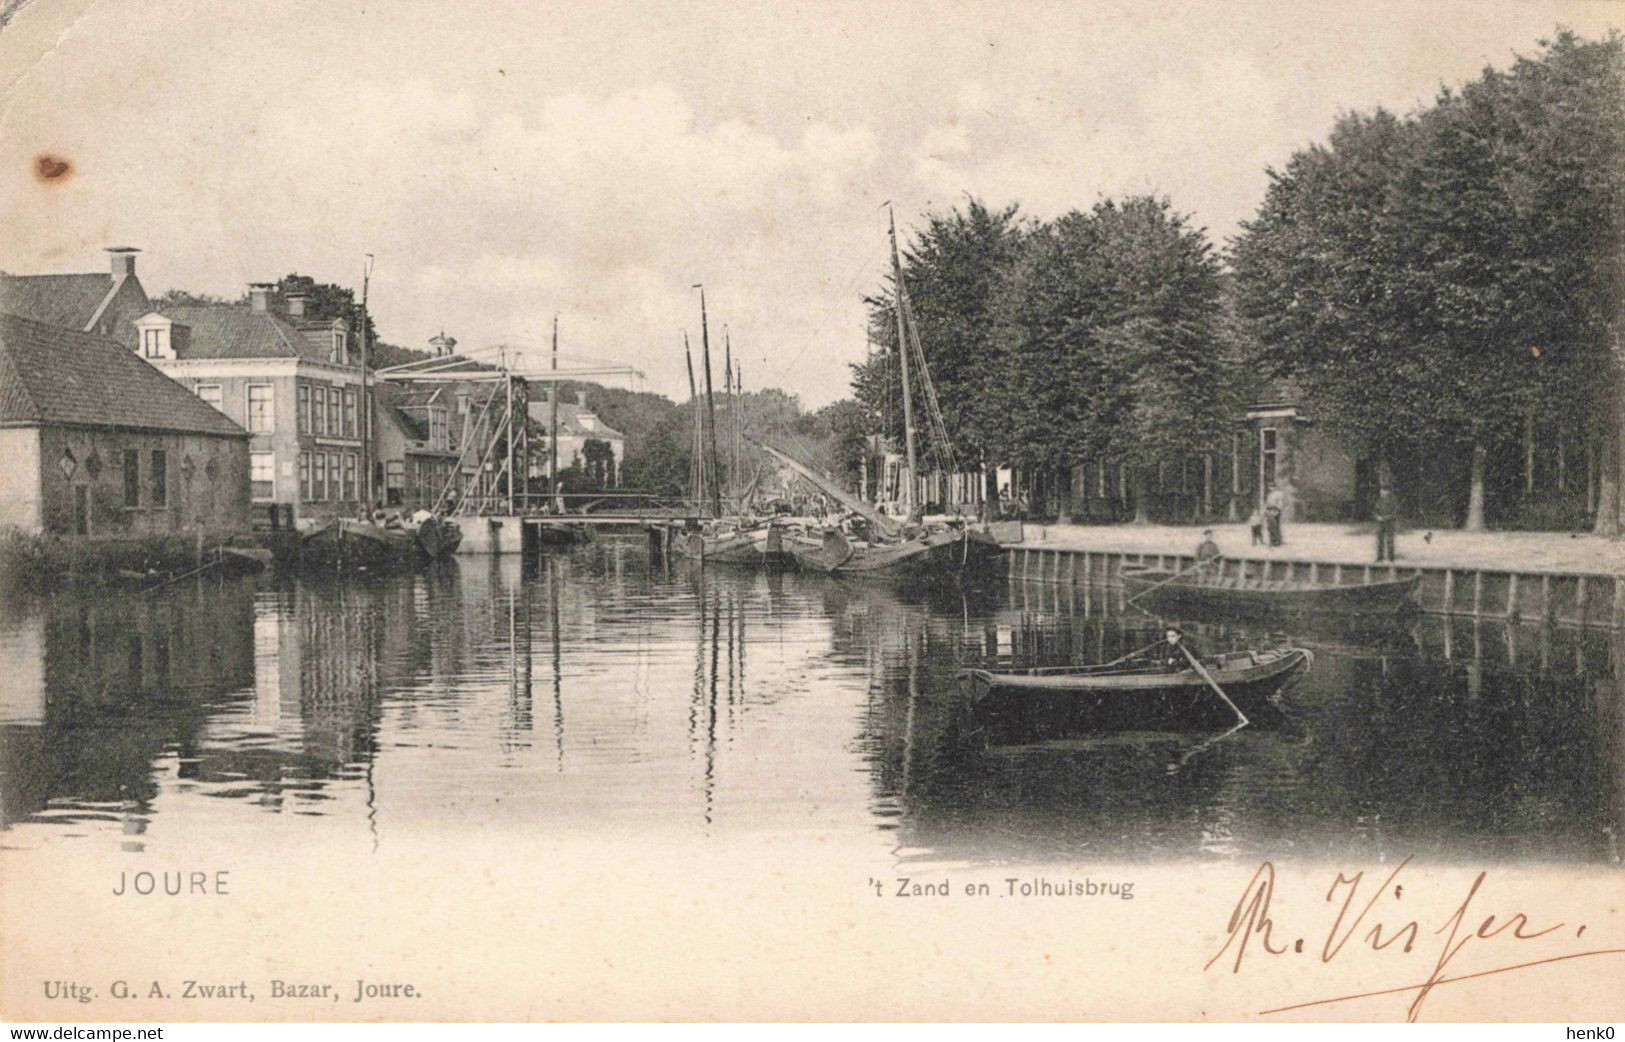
1 0 1621 1025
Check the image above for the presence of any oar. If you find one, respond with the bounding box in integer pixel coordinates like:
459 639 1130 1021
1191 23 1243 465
1126 552 1223 606
1179 642 1249 728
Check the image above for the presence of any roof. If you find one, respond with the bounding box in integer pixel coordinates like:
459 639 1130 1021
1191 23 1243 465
0 273 117 330
0 312 247 437
158 304 339 363
527 397 625 441
373 383 429 440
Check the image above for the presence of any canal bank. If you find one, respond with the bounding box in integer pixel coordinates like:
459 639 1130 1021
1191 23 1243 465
1012 521 1625 628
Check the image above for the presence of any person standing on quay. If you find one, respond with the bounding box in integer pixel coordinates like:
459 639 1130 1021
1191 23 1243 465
1265 487 1285 547
1374 485 1398 562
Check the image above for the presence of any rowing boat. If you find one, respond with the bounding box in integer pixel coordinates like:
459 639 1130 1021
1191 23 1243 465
960 647 1312 699
1121 562 1418 617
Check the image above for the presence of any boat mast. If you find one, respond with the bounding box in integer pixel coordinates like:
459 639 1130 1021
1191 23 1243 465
359 254 373 507
723 327 735 508
888 206 920 520
734 362 744 511
549 314 559 507
684 332 704 512
695 285 723 518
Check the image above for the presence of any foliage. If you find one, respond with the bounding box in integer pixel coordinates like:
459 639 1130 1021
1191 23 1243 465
853 199 1028 465
1231 30 1625 529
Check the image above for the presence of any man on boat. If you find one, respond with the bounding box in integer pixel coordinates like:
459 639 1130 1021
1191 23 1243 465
1194 529 1221 565
1151 627 1202 672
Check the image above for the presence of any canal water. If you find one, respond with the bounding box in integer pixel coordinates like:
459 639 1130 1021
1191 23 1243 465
1 537 1620 867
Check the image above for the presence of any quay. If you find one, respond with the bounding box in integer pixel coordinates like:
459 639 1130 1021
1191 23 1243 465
1009 522 1625 629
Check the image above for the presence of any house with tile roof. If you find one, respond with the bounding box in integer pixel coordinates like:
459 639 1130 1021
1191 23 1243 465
373 382 461 509
135 284 368 524
527 390 624 489
0 312 250 537
0 248 153 347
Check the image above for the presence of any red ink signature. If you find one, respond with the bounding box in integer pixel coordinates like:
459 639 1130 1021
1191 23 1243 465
1206 857 1624 1021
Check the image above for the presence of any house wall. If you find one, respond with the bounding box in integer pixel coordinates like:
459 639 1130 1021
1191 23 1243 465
90 276 152 343
32 426 249 537
1245 418 1359 523
0 428 43 532
161 362 367 524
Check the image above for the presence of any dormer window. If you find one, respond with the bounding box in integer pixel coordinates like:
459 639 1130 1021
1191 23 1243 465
331 329 349 365
133 312 174 360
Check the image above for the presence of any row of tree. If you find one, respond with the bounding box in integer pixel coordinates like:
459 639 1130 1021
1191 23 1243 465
847 30 1622 532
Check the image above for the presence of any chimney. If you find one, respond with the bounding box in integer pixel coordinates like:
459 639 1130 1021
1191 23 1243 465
286 294 308 318
248 283 275 313
107 246 140 279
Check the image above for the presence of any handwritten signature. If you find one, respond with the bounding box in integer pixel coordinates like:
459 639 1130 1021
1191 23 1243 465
1206 857 1624 1021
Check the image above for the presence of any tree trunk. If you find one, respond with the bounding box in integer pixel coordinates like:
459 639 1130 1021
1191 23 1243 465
1523 409 1534 497
983 461 998 522
1595 425 1621 537
1131 466 1150 525
1055 464 1073 524
1464 443 1487 531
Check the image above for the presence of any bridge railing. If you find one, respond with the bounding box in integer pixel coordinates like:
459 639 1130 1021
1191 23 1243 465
455 490 699 517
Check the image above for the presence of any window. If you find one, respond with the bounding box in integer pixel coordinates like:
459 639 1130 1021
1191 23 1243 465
123 449 140 507
331 330 348 365
250 452 274 502
327 391 341 438
312 450 327 501
313 386 328 435
299 453 312 501
1261 427 1278 493
196 385 223 413
385 460 404 505
298 384 311 433
343 389 357 438
142 328 163 358
246 385 273 433
342 453 357 502
150 450 168 507
429 407 448 451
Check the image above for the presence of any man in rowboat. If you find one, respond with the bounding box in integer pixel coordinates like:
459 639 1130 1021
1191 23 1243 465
1148 627 1204 672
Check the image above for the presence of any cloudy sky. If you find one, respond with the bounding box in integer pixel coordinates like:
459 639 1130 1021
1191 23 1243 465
1 0 1618 405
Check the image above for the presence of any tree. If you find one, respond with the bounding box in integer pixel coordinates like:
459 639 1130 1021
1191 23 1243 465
1232 31 1625 532
855 199 1028 489
989 196 1232 521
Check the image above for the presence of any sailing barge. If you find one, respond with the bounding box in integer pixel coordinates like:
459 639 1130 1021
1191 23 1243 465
1120 563 1420 618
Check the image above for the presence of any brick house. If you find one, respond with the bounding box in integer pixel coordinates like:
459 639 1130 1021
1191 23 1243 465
136 285 367 525
0 313 250 537
0 247 153 345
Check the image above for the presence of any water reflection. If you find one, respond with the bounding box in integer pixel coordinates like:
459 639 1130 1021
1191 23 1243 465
0 545 1619 868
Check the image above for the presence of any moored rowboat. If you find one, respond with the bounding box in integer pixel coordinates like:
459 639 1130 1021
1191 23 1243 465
960 646 1312 699
1121 562 1418 617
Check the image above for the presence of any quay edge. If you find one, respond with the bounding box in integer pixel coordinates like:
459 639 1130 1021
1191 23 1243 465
1003 545 1625 630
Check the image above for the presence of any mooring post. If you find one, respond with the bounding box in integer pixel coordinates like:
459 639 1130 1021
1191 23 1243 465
1472 570 1483 618
1506 573 1519 620
1443 569 1454 614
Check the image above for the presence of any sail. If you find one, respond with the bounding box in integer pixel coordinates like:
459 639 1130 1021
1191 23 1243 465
751 440 903 541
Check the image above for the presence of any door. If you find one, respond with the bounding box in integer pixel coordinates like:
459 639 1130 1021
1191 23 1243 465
73 485 90 535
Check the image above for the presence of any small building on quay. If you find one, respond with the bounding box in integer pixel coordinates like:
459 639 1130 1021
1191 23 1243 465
0 312 251 538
